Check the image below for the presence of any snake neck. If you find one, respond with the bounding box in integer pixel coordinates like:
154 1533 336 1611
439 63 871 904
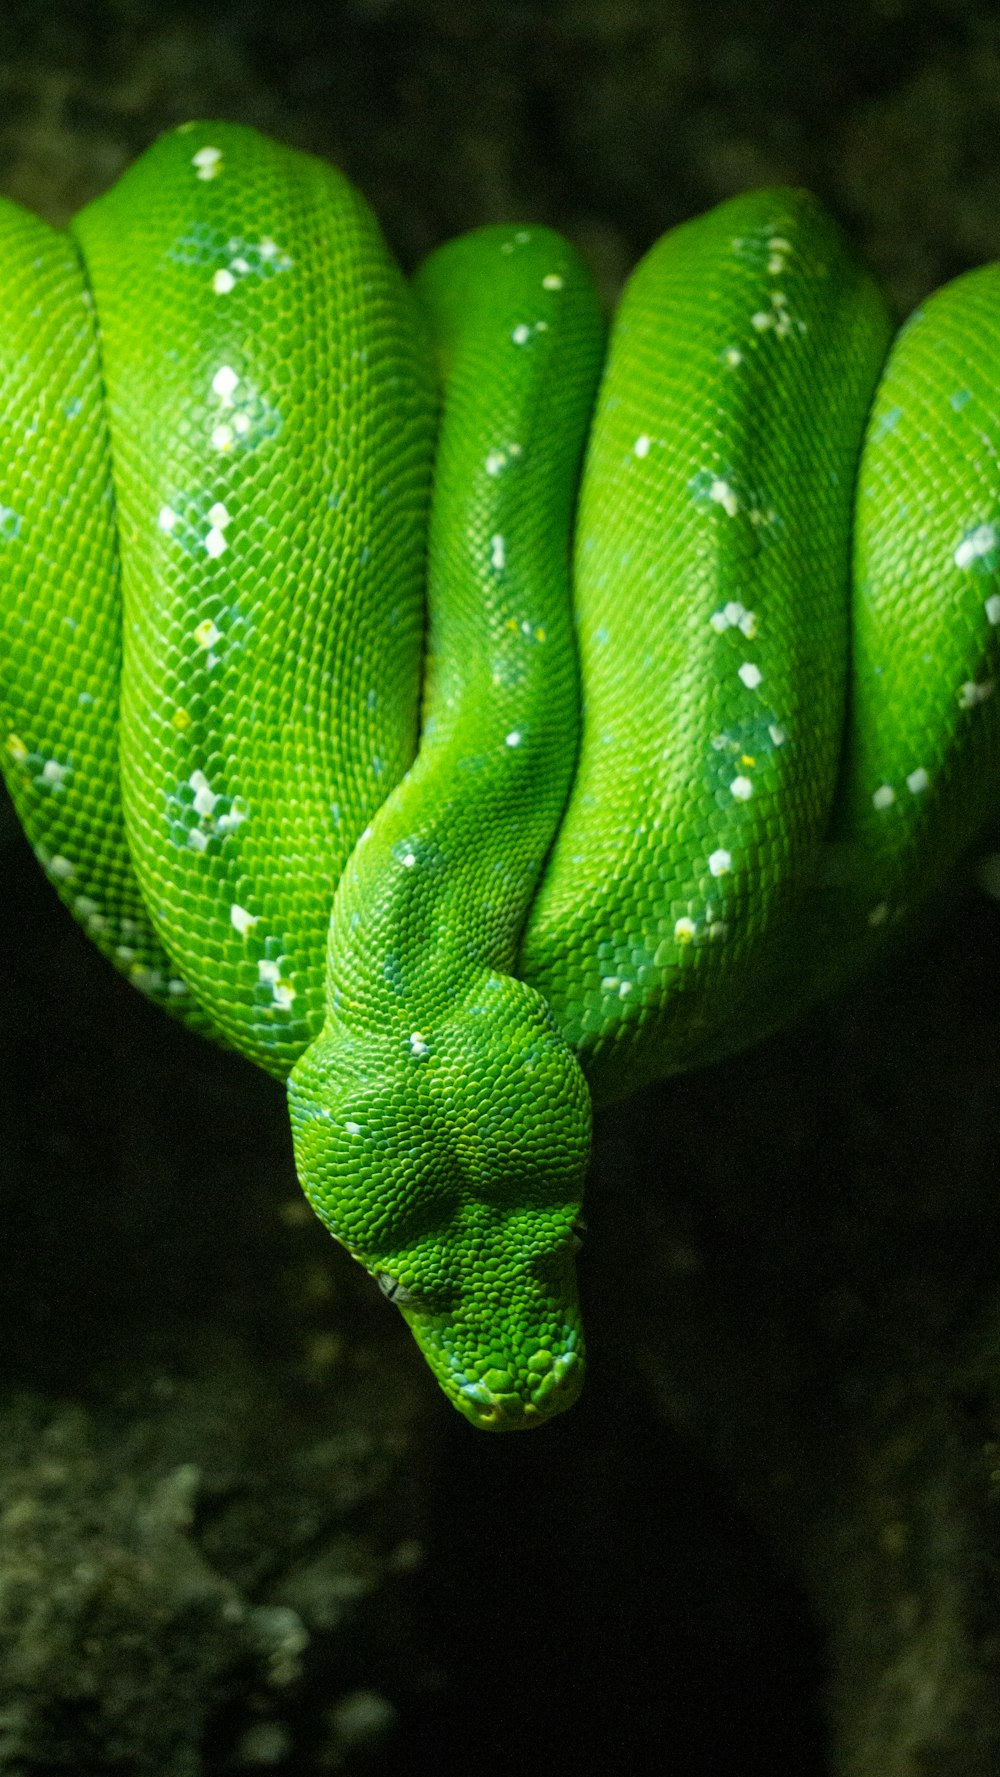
322 549 576 1028
321 220 607 1037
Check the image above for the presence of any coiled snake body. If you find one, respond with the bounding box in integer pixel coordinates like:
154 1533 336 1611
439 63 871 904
2 123 998 1428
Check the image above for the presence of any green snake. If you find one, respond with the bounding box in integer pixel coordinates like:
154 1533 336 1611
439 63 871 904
2 122 999 1431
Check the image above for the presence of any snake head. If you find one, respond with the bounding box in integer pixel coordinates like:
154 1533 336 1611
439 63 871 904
286 977 591 1429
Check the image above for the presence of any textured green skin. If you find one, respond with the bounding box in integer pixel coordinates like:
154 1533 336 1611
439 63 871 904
2 123 1000 1429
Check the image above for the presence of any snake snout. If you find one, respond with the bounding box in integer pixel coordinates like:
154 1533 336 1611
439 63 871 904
401 1286 586 1431
453 1344 585 1431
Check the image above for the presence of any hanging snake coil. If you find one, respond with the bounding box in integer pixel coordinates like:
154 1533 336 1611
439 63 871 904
2 122 998 1427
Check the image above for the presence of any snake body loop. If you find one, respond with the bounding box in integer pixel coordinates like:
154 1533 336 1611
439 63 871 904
2 123 999 1427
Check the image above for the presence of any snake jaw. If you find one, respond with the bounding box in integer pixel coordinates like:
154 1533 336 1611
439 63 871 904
381 1227 587 1430
397 1290 586 1431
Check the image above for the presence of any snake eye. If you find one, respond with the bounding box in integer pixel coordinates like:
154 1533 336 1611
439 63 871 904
375 1270 420 1308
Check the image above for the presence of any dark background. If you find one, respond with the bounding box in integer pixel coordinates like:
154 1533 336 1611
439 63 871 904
2 4 1000 1774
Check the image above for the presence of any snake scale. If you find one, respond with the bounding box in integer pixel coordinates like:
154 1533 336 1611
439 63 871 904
2 122 999 1429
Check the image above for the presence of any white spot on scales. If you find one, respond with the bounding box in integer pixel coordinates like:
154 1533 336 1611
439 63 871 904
708 478 739 517
192 145 222 180
190 769 219 817
258 958 295 1008
709 601 758 637
212 365 240 403
511 321 549 345
959 679 995 708
954 523 998 569
485 442 522 477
